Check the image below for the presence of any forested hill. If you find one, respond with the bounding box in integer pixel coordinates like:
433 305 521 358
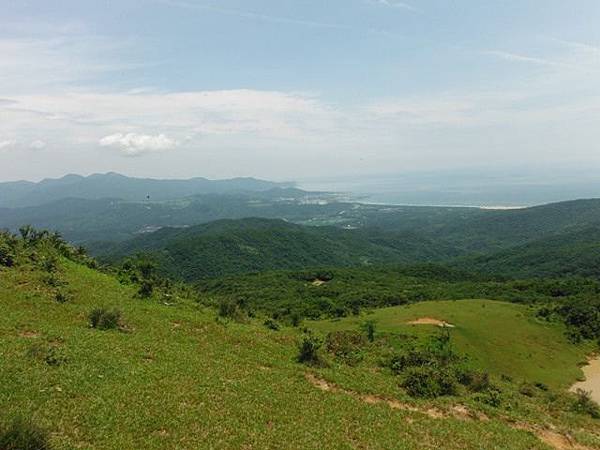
362 198 600 252
0 172 291 207
98 218 462 280
458 225 600 278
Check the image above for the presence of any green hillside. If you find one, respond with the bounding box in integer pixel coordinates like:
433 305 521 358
1 231 599 449
309 300 590 389
100 218 462 280
460 226 600 278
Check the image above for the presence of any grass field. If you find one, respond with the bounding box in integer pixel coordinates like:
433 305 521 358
309 300 593 389
1 259 599 449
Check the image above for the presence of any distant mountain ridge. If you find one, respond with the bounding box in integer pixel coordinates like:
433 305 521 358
0 172 293 207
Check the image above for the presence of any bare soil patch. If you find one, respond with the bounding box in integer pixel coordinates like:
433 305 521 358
407 317 455 328
570 357 600 405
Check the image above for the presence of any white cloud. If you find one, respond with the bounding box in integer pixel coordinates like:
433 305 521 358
0 140 16 151
29 140 46 150
99 133 178 156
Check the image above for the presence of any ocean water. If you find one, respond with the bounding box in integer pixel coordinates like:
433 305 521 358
297 171 600 208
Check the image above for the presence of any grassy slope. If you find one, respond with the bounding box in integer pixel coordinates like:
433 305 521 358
309 300 592 389
1 261 598 449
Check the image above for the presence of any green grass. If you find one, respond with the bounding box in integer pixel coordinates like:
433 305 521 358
310 300 592 389
1 260 598 449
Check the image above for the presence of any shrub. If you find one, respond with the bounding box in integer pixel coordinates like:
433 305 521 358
389 349 434 374
402 367 459 398
88 308 121 330
0 242 16 267
458 370 491 393
361 320 376 342
137 280 154 299
572 388 600 418
0 417 51 450
325 330 366 365
263 318 280 331
476 387 503 407
519 383 536 397
298 332 324 366
54 291 69 304
217 299 248 322
290 313 302 327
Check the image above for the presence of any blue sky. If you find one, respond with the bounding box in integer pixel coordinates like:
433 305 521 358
1 0 599 181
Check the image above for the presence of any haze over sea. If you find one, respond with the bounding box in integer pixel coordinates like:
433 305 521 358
298 168 600 208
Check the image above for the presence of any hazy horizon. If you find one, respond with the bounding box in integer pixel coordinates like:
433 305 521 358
3 167 600 208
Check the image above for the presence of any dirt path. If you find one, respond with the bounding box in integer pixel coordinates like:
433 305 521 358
305 372 594 450
570 357 600 405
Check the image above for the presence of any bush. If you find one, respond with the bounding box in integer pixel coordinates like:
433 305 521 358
402 367 459 398
88 308 121 330
290 313 302 327
298 332 324 366
572 388 600 418
0 417 51 450
325 330 366 365
137 280 154 299
519 383 536 397
217 299 247 322
54 291 69 304
389 349 435 374
458 370 491 393
40 256 58 273
0 242 16 267
361 320 376 342
263 318 280 331
476 387 503 407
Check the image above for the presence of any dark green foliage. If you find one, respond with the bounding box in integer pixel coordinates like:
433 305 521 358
263 318 280 331
572 389 600 419
362 320 376 342
325 330 366 365
0 232 17 267
137 280 154 299
290 313 302 327
102 218 461 281
0 227 97 270
0 417 51 450
557 299 600 342
457 370 491 393
476 388 503 407
54 290 70 304
88 308 121 330
388 330 488 398
402 366 459 398
216 299 249 323
297 332 324 366
199 266 600 341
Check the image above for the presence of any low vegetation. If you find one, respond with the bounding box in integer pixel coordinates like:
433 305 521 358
1 227 599 449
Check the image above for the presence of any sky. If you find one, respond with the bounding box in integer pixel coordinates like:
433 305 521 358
1 0 599 182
